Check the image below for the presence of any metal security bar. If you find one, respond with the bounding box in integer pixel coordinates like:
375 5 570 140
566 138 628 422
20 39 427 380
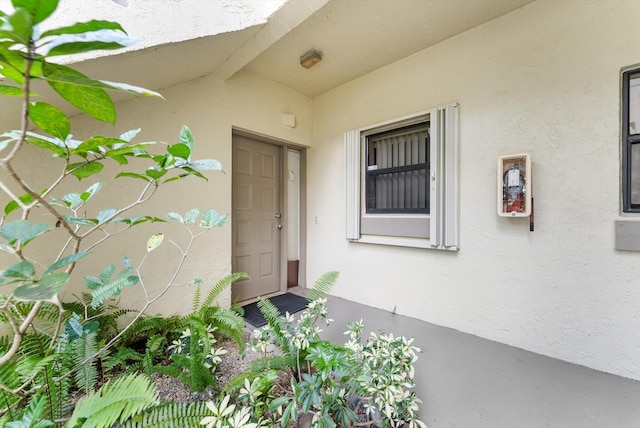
365 123 429 213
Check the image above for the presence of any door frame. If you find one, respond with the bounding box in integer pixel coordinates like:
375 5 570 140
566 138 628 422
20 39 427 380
231 128 307 304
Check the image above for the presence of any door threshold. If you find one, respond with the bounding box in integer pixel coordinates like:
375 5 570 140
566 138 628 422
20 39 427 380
236 290 284 307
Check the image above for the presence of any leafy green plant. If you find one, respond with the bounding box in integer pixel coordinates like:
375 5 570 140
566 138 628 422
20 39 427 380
200 395 267 428
67 373 159 428
345 329 426 428
121 401 213 428
0 0 235 424
242 277 427 428
250 271 337 378
155 318 225 393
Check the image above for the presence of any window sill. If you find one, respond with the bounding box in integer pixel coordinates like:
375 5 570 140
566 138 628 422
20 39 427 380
348 234 459 251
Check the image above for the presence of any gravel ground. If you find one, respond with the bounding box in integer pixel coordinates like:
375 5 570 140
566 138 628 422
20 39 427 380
153 332 285 403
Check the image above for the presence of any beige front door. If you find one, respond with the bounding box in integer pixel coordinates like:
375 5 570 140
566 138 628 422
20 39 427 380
232 135 282 302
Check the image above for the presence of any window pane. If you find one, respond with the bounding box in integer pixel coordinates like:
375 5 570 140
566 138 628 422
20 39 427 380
631 143 640 205
630 73 640 135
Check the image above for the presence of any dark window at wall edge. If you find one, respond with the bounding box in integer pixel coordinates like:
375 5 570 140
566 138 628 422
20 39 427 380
622 68 640 212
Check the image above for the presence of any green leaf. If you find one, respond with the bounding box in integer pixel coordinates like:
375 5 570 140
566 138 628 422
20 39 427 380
145 167 166 180
99 80 163 98
1 261 35 280
61 192 82 209
183 208 200 225
76 136 127 154
66 317 84 340
40 63 161 97
115 172 151 182
167 143 190 160
119 128 141 142
40 20 126 38
4 192 35 216
68 162 104 180
83 276 102 290
188 159 223 171
201 210 227 228
84 320 99 334
43 63 116 124
109 215 165 226
44 252 88 275
80 182 102 201
179 126 195 151
28 101 70 140
0 84 22 96
146 233 164 253
45 37 133 57
109 154 128 165
166 212 183 223
14 272 69 301
8 7 32 43
0 50 26 84
61 216 98 226
173 166 207 181
269 396 290 411
0 220 51 247
12 0 59 24
97 208 117 224
104 143 153 158
24 132 66 157
100 264 116 284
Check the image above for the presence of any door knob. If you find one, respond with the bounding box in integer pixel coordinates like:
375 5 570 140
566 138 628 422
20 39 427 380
275 223 282 229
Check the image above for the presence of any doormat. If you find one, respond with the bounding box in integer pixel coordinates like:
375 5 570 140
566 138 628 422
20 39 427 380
242 293 309 328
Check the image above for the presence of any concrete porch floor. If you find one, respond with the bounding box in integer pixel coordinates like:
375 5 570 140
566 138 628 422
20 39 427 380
287 288 640 428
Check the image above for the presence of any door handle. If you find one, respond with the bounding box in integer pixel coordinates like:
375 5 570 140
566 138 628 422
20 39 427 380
275 223 282 229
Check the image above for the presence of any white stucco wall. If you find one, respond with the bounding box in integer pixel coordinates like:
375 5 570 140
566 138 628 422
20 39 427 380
1 67 311 315
308 0 640 380
75 69 310 314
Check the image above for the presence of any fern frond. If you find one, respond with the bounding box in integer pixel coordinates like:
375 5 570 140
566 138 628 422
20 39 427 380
119 315 178 346
46 358 73 422
19 333 49 359
199 272 249 310
141 335 168 377
90 272 138 310
308 271 339 301
257 298 289 353
36 300 65 324
70 332 99 393
0 360 20 390
0 335 11 354
257 298 283 330
121 401 211 428
192 282 202 312
102 346 143 373
210 310 245 347
67 373 159 428
9 395 51 427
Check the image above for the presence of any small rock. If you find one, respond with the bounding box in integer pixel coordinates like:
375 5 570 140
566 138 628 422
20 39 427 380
297 412 314 428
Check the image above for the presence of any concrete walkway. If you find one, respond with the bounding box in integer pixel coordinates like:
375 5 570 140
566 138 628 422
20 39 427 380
288 288 640 428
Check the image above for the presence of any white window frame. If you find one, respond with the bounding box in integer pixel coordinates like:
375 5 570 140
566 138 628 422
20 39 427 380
345 102 459 250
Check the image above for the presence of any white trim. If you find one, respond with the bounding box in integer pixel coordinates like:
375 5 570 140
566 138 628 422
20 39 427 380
345 129 361 240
